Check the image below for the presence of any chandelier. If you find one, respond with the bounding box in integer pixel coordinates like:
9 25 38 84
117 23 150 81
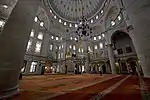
76 16 92 40
75 0 93 40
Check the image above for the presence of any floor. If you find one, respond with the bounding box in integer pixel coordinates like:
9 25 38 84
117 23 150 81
11 74 150 100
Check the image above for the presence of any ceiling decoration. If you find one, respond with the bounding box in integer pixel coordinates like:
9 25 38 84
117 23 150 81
43 0 111 27
47 0 110 22
48 0 105 22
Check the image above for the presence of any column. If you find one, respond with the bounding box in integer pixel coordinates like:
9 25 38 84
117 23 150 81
104 61 111 73
36 61 42 74
107 44 117 74
122 0 150 77
83 41 90 73
24 61 32 74
125 61 130 73
41 33 50 57
0 0 40 99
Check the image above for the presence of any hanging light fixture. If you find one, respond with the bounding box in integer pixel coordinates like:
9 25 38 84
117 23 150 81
75 0 93 40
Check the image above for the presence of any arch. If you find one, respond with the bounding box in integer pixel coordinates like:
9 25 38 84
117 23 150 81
36 6 50 31
104 6 119 29
111 30 132 45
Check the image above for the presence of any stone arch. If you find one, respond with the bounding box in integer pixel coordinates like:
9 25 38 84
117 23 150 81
111 30 137 56
36 6 50 31
104 6 119 30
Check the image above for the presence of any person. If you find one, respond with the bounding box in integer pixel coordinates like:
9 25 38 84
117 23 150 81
65 65 67 74
99 66 103 76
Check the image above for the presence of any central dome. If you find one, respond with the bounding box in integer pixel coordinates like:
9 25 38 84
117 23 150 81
48 0 105 22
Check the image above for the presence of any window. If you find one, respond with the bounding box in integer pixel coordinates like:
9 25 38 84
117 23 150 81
69 23 72 27
101 10 104 14
73 45 76 50
54 15 57 19
34 17 38 22
30 29 35 37
56 37 59 40
75 24 78 28
111 21 115 26
0 20 5 28
26 40 32 51
35 41 42 53
59 19 62 23
75 37 77 41
117 49 123 55
50 44 53 50
91 19 93 23
82 65 85 72
21 67 25 73
95 45 98 50
126 47 132 53
51 36 54 39
58 53 61 59
59 45 61 50
94 37 97 40
81 48 84 53
38 32 43 40
3 5 8 9
98 35 102 39
61 53 64 58
64 22 67 25
40 22 44 27
50 9 52 13
118 16 121 21
69 45 72 49
102 34 105 37
30 62 37 73
96 15 99 19
100 43 103 49
79 48 81 52
88 46 92 52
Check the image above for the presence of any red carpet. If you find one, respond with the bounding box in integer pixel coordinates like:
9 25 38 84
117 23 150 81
49 75 125 100
143 77 150 92
101 76 142 100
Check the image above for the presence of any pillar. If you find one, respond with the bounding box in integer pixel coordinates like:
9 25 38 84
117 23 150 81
107 44 117 74
24 61 32 74
125 61 130 73
41 33 50 57
104 61 111 73
122 0 150 77
83 41 90 73
0 0 40 98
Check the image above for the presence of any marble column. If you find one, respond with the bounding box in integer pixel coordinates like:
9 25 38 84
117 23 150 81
41 33 50 57
0 0 40 99
125 61 130 73
83 41 90 73
122 0 150 77
24 61 32 74
107 44 117 74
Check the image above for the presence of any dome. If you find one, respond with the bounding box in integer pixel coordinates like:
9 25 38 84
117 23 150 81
47 0 106 23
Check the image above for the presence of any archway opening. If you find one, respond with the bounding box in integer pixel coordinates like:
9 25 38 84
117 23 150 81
111 31 142 74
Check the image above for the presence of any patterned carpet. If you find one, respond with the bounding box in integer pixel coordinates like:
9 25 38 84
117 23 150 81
101 76 142 100
10 75 150 100
11 74 117 100
49 75 125 100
